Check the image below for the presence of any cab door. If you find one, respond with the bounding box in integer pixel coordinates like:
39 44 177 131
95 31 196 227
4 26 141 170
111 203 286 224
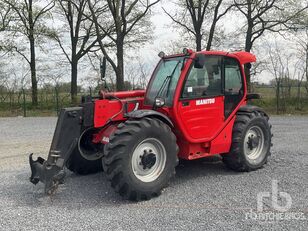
177 55 224 140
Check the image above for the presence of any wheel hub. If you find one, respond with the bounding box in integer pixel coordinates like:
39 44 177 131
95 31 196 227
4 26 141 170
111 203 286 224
247 135 260 150
140 150 157 170
131 138 167 183
244 126 265 160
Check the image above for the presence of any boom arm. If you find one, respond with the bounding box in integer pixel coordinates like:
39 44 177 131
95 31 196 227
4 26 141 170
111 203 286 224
29 107 82 194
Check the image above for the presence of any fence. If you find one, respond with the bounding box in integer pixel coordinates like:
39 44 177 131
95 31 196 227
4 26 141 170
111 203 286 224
0 85 308 116
252 85 308 114
0 88 72 117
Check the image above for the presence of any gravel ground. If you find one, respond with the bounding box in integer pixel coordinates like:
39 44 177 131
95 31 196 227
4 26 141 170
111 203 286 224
0 116 307 230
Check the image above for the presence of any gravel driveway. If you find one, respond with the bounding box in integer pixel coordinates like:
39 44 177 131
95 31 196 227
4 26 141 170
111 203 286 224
0 116 307 230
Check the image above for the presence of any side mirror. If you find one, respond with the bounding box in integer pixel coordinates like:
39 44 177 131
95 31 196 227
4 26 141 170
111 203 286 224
100 57 107 80
194 53 205 69
154 97 165 107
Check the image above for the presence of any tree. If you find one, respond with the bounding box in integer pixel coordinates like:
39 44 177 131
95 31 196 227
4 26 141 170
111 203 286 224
125 58 151 89
88 0 160 91
233 0 308 91
265 41 287 114
0 1 12 32
54 0 99 103
164 0 233 51
290 11 308 94
2 0 54 106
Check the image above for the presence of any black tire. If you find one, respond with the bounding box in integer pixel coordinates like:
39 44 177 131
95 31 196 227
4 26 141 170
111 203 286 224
66 127 103 175
66 147 103 175
222 110 272 172
102 117 179 201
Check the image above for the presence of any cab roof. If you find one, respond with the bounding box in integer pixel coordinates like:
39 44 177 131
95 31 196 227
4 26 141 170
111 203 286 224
162 50 257 65
198 50 256 65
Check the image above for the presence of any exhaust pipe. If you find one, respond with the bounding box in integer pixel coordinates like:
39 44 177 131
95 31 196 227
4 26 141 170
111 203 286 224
29 107 82 194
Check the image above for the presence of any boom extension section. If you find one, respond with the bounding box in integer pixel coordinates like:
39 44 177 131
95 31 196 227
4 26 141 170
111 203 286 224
29 107 82 194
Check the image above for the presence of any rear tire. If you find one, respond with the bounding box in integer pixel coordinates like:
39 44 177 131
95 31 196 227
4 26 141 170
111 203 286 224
222 111 272 172
102 118 179 201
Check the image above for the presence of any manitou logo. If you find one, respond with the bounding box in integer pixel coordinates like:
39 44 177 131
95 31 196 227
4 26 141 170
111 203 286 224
196 98 215 106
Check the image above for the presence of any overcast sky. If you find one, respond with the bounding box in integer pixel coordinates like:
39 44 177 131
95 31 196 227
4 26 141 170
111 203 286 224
1 0 303 88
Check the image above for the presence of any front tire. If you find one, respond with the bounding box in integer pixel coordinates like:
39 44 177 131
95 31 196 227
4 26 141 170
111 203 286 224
222 111 272 171
102 118 179 201
66 127 103 175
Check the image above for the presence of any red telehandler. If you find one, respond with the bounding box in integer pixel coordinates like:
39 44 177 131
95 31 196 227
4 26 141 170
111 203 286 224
29 49 272 201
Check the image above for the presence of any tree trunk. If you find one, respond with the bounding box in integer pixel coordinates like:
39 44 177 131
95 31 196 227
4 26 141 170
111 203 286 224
206 20 217 51
244 64 251 93
29 36 38 106
196 33 202 51
244 16 253 93
296 82 301 110
305 47 308 95
28 0 38 106
276 80 280 114
71 58 78 104
116 40 124 91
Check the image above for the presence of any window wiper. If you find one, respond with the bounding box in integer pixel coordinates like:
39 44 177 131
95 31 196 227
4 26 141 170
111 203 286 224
166 60 182 97
152 60 181 109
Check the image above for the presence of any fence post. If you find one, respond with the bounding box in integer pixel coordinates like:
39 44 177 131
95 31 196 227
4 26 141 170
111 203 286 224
22 88 26 117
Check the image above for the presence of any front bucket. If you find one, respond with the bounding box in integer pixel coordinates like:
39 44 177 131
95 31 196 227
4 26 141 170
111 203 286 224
29 107 83 194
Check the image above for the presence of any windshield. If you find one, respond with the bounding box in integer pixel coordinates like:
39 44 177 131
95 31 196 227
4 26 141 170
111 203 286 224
145 56 185 106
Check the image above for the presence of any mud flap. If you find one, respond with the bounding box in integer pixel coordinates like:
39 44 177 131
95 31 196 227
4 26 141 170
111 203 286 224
29 107 82 194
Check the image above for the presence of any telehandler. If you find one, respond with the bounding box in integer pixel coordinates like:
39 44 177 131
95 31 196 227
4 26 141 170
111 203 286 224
30 48 272 201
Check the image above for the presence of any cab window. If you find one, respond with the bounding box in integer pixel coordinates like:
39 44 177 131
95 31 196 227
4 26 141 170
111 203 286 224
224 58 242 95
181 56 222 98
224 57 244 118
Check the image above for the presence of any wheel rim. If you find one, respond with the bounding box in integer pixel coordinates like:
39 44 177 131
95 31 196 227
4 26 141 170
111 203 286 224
131 138 167 183
244 126 265 160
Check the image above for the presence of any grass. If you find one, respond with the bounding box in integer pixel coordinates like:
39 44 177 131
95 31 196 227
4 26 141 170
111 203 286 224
252 86 308 115
0 88 308 117
0 92 73 117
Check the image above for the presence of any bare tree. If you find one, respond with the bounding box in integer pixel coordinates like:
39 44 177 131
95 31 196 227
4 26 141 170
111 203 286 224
124 58 151 89
54 0 100 103
88 0 159 91
2 0 54 106
264 41 305 114
164 0 233 51
292 15 308 94
0 1 12 32
233 0 308 91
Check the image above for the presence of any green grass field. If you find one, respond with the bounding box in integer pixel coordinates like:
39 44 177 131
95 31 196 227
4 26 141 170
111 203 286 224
0 87 307 117
252 86 308 115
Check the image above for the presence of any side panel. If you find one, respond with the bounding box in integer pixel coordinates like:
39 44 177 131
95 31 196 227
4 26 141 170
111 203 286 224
94 98 143 127
177 115 235 160
94 99 122 128
209 116 235 154
177 96 224 140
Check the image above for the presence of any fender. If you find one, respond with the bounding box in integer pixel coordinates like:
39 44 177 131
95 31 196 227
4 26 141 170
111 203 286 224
238 105 268 117
126 109 174 127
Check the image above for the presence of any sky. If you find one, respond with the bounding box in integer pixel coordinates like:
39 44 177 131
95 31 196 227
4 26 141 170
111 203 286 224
137 1 305 85
1 0 305 89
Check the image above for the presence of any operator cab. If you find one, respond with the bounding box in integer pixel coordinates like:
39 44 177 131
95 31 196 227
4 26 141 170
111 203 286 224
144 49 255 142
